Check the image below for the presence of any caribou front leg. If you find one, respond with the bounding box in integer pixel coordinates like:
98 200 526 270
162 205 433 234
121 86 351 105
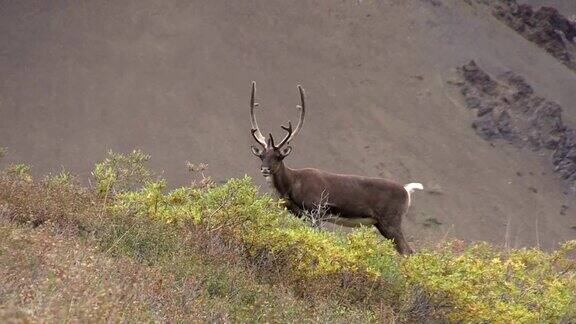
282 199 305 217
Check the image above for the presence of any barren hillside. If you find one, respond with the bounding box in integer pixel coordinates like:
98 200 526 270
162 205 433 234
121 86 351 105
1 0 575 249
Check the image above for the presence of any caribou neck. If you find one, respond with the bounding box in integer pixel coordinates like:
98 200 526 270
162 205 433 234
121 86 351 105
272 162 294 198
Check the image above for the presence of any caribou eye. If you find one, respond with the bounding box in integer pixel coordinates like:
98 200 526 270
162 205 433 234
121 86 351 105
251 146 263 157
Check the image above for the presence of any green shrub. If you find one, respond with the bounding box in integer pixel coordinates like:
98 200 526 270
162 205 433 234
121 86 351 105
92 149 153 196
108 175 404 302
403 241 576 322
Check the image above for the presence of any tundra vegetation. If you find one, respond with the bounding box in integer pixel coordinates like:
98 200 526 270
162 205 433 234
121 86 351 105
0 149 575 322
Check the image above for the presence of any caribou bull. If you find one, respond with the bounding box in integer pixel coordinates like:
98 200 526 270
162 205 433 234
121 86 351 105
249 82 423 254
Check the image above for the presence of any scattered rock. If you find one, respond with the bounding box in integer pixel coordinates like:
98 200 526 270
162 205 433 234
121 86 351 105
461 61 498 95
457 60 576 191
421 0 442 7
426 184 444 195
477 1 576 70
422 217 443 228
560 204 569 215
472 111 500 140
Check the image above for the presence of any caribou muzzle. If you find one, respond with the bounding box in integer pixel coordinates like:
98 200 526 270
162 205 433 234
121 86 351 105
260 166 272 177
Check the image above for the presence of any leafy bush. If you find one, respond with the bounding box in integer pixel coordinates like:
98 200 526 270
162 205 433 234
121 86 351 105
91 149 153 196
403 241 576 322
105 174 404 301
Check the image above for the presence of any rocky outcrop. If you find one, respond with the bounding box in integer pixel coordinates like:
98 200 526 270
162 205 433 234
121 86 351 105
477 0 576 70
458 60 576 189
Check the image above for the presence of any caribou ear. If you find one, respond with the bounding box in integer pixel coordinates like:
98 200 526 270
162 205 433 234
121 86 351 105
280 145 292 157
251 145 263 157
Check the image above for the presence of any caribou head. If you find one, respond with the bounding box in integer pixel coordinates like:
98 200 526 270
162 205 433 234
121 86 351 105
249 81 305 180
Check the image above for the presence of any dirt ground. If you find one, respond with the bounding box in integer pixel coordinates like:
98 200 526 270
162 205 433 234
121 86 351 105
1 0 575 249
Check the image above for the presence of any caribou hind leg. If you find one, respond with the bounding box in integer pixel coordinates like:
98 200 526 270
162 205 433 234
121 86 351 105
374 184 421 254
375 220 414 254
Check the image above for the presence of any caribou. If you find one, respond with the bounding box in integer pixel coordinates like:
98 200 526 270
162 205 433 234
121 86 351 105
249 82 423 254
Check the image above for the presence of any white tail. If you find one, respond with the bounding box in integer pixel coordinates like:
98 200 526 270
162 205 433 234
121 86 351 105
404 183 424 207
404 183 424 193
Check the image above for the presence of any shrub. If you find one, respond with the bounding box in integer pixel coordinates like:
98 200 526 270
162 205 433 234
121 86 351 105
0 168 92 231
403 241 576 322
106 174 404 304
92 149 153 196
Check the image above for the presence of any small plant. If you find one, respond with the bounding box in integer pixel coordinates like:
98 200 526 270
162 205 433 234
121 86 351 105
92 149 153 196
43 168 73 187
7 163 32 182
0 146 6 160
302 189 333 228
186 161 215 188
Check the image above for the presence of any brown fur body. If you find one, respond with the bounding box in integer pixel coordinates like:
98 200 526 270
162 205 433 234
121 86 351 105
270 162 413 254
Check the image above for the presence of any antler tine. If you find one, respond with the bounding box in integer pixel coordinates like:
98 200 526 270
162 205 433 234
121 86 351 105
284 85 306 144
267 133 276 148
275 121 293 149
250 81 267 147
